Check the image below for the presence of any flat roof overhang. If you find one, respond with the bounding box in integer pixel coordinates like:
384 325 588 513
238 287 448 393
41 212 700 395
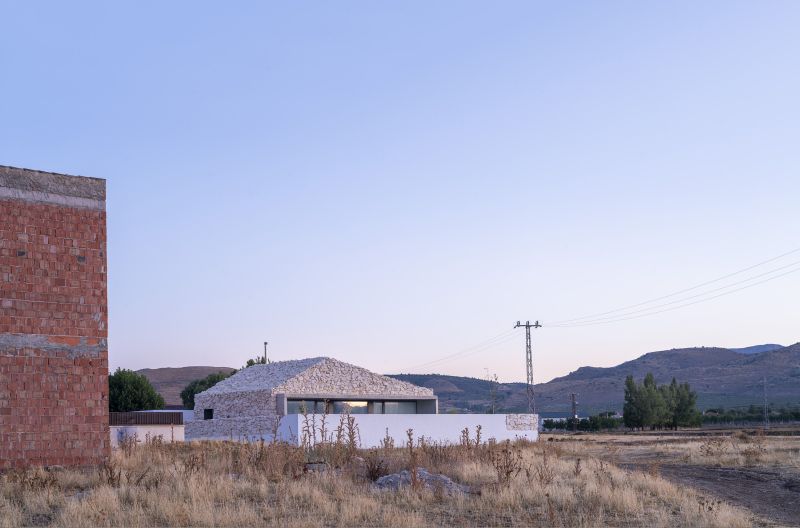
275 393 438 415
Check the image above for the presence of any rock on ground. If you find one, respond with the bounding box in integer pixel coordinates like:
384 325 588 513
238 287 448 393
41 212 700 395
374 467 471 496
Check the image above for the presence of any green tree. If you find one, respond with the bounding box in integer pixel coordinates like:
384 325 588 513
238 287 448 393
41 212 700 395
180 371 233 409
673 380 700 427
623 373 699 430
108 368 165 412
640 373 668 428
623 375 642 429
243 356 267 368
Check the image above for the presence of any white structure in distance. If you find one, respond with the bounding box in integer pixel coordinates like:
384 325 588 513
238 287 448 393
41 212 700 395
186 357 538 446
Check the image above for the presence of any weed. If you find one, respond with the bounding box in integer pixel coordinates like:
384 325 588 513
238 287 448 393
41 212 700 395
364 449 388 481
491 440 523 486
573 458 582 478
98 461 121 488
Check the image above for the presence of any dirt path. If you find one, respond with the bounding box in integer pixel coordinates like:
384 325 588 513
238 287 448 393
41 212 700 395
624 463 800 526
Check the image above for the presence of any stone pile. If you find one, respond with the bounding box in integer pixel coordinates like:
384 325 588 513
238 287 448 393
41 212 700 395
374 468 471 496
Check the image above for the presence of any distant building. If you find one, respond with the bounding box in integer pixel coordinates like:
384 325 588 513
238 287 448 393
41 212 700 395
187 357 538 446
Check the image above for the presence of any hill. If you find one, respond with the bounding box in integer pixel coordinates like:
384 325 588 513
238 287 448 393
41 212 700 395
389 343 800 414
137 366 235 406
729 344 783 355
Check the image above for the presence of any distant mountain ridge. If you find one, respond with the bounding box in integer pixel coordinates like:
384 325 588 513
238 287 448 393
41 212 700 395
389 343 800 414
136 343 798 413
729 344 783 355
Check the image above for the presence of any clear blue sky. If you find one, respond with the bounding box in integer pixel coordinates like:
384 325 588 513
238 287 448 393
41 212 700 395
2 2 798 383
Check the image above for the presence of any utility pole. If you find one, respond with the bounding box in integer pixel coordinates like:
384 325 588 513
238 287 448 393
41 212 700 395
763 376 769 430
571 393 578 432
514 320 541 414
485 370 499 414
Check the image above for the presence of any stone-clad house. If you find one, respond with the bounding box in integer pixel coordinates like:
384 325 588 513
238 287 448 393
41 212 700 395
186 357 437 441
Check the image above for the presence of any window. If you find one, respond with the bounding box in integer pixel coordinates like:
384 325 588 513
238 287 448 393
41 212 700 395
332 401 368 414
286 400 308 414
285 399 418 414
383 401 417 414
203 409 214 420
287 400 329 414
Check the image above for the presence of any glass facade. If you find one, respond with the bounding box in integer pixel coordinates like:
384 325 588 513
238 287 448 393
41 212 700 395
286 400 328 414
286 399 420 415
384 401 417 414
332 401 368 414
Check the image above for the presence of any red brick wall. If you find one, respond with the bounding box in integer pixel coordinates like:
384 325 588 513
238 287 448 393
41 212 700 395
0 181 109 469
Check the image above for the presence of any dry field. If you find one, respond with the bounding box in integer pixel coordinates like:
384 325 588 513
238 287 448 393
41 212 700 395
547 429 800 526
0 428 773 528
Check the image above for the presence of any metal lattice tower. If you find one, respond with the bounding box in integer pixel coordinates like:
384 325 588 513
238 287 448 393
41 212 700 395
514 320 541 414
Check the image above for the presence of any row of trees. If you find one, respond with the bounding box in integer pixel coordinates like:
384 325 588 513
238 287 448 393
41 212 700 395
543 414 623 431
623 373 700 430
702 405 800 425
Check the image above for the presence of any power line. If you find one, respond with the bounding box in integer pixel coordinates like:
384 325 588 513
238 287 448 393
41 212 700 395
400 244 800 376
550 263 800 327
403 328 518 372
549 259 800 327
548 245 800 325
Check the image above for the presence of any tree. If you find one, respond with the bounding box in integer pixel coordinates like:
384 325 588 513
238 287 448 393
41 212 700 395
243 356 267 368
623 375 642 429
640 373 667 428
622 373 699 430
673 380 700 428
108 368 165 412
180 371 233 409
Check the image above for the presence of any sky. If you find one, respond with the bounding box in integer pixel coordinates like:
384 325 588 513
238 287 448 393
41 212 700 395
1 2 798 384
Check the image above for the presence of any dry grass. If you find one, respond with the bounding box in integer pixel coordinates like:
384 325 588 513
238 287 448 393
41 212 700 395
0 433 757 527
557 431 800 471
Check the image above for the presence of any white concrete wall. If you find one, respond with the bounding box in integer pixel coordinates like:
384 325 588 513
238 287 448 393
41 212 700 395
110 425 184 448
278 414 538 447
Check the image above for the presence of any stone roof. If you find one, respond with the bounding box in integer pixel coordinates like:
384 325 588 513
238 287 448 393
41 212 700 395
199 357 433 398
201 357 326 395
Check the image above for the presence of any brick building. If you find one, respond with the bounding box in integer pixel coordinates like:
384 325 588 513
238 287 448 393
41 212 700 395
0 166 109 469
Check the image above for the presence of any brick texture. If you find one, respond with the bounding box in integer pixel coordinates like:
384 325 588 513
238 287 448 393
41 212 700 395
0 168 108 470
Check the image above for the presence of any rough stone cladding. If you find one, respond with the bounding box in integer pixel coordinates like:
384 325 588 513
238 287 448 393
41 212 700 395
186 357 434 440
275 358 434 397
0 166 108 469
505 414 537 431
201 357 326 396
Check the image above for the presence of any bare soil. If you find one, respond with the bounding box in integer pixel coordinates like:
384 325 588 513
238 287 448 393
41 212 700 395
623 463 800 526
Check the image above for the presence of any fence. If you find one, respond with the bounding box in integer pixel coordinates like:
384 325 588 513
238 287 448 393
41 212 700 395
109 411 184 426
